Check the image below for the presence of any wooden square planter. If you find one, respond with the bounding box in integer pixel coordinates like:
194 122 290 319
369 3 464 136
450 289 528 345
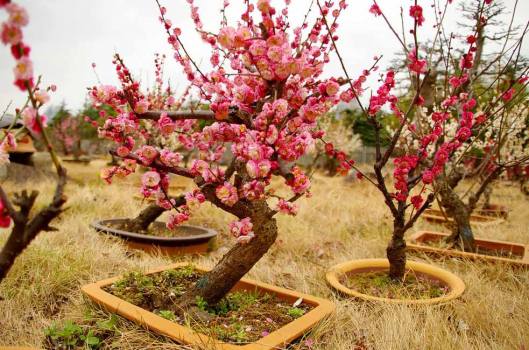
422 209 504 227
475 204 509 219
407 231 529 267
82 263 335 350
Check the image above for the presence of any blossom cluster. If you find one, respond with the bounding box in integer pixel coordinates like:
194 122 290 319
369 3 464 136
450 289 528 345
229 217 254 244
1 1 43 228
1 1 53 164
93 0 351 244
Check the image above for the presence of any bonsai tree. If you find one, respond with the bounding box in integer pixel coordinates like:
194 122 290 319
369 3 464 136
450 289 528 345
92 0 356 313
386 0 529 251
322 0 527 278
433 95 529 251
50 104 102 160
50 105 81 157
0 1 67 282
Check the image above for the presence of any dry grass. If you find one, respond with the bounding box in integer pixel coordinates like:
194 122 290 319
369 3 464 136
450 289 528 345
0 159 528 349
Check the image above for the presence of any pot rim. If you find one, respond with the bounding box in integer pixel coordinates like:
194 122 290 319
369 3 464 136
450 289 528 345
91 218 217 246
326 258 465 305
423 209 505 225
407 230 529 265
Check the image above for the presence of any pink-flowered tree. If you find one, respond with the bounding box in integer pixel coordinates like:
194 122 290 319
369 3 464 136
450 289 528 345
50 106 82 157
93 0 352 309
0 0 67 283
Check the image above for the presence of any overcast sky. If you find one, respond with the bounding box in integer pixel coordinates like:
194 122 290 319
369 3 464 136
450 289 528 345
1 0 527 114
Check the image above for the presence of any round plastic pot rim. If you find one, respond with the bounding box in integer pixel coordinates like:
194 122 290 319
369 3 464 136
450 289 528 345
326 258 465 305
90 218 217 246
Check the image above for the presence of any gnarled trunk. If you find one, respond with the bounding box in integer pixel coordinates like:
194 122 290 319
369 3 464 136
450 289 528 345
446 217 475 252
125 196 185 233
0 169 67 283
126 204 166 232
482 185 493 209
177 200 278 308
107 154 120 166
437 175 476 252
0 224 27 281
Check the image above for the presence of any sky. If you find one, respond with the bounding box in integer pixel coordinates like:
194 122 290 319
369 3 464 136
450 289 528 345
1 0 528 115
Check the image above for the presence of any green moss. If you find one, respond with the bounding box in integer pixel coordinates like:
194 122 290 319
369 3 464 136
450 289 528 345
287 307 306 318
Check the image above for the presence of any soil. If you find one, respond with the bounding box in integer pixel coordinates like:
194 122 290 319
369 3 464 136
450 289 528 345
340 270 449 300
103 265 313 344
419 239 523 259
106 221 198 238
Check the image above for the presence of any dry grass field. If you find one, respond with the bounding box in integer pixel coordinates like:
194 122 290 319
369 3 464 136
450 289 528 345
1 158 528 349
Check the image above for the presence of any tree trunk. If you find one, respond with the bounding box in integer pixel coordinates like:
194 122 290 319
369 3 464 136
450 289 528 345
446 217 475 252
324 156 338 176
0 224 26 281
0 174 66 283
482 185 492 209
126 204 166 233
386 223 406 280
125 195 185 233
177 200 278 308
437 176 476 252
521 179 529 197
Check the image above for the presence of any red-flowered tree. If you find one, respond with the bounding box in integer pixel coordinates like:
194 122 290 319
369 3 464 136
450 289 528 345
0 0 67 282
322 0 528 274
389 0 529 251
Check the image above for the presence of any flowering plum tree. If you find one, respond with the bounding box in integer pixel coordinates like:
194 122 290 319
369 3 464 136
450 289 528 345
392 0 529 251
434 93 529 251
0 0 67 282
322 0 528 276
51 105 82 156
92 0 354 309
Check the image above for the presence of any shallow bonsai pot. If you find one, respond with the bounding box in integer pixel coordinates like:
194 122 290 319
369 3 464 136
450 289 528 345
422 209 504 227
91 219 217 255
407 231 529 267
475 204 509 219
326 258 465 305
82 263 335 350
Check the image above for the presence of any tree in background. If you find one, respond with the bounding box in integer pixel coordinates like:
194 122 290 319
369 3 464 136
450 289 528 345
323 0 527 277
382 0 529 252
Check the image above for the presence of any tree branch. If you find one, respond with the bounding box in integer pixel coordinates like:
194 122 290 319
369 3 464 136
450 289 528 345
109 150 195 179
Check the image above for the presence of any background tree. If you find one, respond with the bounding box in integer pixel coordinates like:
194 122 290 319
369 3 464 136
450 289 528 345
323 0 527 277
